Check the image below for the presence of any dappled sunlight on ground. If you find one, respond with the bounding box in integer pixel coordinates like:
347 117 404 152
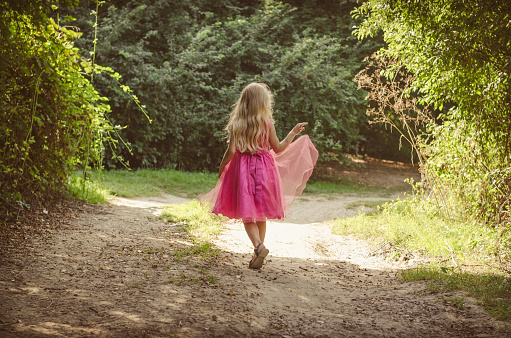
213 220 404 270
110 193 190 214
0 189 506 337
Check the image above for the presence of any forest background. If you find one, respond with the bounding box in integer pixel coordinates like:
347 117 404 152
65 0 394 171
1 0 510 270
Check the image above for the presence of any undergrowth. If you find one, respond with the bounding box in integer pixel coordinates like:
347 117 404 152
331 205 497 260
68 173 109 203
401 265 511 320
160 201 224 243
332 193 511 321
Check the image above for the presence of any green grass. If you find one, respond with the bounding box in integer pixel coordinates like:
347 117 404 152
331 197 511 321
68 174 109 203
401 265 511 320
70 169 410 202
331 209 497 259
171 243 220 258
92 169 218 198
160 201 224 242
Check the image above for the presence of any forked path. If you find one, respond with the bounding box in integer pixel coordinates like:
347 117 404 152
0 192 505 337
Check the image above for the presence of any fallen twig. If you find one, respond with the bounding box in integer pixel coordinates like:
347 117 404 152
44 299 54 309
89 306 100 314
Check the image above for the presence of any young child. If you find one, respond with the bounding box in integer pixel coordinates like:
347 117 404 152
202 82 318 269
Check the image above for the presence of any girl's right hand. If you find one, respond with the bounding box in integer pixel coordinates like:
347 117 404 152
291 122 308 135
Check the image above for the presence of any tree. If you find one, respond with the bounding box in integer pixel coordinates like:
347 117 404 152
63 0 383 170
354 0 511 225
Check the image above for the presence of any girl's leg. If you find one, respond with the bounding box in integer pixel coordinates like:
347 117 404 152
256 221 266 244
244 222 262 248
244 220 267 249
244 220 269 269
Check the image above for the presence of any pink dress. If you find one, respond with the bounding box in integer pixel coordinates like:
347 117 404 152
202 123 318 223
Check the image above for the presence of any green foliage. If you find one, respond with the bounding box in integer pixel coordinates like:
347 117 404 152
355 0 511 151
160 201 225 242
422 120 511 226
63 0 383 170
0 7 113 211
0 0 79 36
353 0 511 226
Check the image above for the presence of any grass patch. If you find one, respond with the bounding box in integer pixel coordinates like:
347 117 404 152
160 201 224 242
78 169 410 200
166 268 218 286
68 173 109 203
444 296 465 310
402 265 511 320
172 243 220 258
345 200 393 210
90 169 218 198
127 282 141 289
332 196 511 321
331 209 497 260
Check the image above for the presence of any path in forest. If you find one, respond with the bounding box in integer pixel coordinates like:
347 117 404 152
0 191 506 337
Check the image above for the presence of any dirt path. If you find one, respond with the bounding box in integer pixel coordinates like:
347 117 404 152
0 161 507 337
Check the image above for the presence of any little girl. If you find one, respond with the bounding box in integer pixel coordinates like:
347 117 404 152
202 82 318 269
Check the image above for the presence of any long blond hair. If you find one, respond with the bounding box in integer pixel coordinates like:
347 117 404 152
226 82 274 153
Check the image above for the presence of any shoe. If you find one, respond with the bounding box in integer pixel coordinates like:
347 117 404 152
248 243 269 269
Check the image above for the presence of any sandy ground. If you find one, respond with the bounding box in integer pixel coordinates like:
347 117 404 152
0 161 508 337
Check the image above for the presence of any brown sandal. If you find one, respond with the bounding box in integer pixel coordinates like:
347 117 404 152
249 243 269 269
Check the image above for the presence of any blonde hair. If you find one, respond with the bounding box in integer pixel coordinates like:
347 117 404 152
226 82 274 153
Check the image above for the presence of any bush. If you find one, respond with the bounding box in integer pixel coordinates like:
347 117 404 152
0 7 112 214
422 120 511 227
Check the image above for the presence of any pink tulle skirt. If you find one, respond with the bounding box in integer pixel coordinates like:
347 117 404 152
202 135 318 223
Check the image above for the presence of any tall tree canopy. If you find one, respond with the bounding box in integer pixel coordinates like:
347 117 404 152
64 0 384 170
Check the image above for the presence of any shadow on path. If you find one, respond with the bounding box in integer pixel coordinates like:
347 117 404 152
0 198 504 337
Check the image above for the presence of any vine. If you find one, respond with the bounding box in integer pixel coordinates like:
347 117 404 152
77 0 151 192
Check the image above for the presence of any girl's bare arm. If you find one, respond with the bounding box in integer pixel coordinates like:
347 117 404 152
269 122 308 153
219 135 236 176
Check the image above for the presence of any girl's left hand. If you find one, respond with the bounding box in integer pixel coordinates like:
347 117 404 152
292 122 308 135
